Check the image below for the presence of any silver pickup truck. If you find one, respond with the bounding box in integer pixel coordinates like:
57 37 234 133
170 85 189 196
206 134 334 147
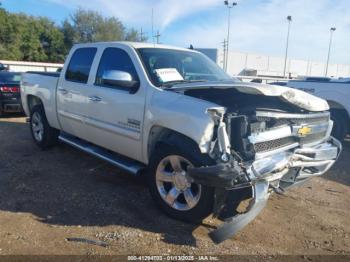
21 42 341 243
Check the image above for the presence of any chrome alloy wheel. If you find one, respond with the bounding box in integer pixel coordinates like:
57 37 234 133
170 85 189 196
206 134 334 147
31 112 44 142
156 155 202 211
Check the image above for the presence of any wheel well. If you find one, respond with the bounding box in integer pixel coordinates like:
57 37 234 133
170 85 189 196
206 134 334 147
147 126 202 162
328 100 350 120
27 95 43 114
328 101 350 134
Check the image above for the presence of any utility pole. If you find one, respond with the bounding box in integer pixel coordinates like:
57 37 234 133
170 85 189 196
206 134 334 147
154 30 161 44
283 15 292 78
224 1 237 72
325 27 336 77
139 28 146 42
151 8 155 44
222 39 227 70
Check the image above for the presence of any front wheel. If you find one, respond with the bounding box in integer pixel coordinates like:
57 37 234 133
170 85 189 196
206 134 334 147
148 144 214 223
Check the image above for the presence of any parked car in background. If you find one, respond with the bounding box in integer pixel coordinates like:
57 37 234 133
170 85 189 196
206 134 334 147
21 42 341 243
286 77 350 140
268 81 287 86
0 72 22 116
0 63 8 71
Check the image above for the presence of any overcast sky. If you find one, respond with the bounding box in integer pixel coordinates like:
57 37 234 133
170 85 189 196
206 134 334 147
3 0 350 64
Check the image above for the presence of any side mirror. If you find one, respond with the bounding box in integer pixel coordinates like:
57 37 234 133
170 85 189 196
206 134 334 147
101 70 139 93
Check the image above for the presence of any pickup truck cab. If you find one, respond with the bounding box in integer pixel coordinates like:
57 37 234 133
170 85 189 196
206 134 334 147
287 77 350 140
21 42 341 243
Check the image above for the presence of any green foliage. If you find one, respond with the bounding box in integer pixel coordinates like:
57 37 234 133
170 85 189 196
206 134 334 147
0 7 148 62
0 10 65 62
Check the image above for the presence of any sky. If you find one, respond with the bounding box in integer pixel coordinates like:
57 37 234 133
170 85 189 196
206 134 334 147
2 0 350 64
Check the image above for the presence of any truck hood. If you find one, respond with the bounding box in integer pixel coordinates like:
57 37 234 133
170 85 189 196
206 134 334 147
169 81 329 112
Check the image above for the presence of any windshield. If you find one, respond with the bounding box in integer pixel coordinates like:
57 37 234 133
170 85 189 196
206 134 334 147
0 72 21 83
137 48 231 87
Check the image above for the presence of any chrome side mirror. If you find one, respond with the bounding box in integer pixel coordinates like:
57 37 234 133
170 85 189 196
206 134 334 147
101 70 139 93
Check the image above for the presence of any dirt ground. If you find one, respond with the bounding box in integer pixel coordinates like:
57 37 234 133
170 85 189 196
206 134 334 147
0 115 349 256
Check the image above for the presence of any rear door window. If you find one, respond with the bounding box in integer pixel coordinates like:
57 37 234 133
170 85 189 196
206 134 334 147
65 48 97 83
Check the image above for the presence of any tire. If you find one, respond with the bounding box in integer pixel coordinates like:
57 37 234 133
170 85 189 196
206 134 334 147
30 105 59 149
330 110 349 141
148 139 215 223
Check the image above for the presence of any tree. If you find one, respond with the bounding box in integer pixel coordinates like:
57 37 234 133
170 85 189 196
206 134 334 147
67 8 125 43
63 8 147 45
0 7 148 62
61 20 75 52
125 29 140 42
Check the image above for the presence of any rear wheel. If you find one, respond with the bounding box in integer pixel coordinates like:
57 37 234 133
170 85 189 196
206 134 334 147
330 109 349 141
148 142 214 223
30 105 59 149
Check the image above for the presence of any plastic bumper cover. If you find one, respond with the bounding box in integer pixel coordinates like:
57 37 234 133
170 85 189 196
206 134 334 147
187 137 342 243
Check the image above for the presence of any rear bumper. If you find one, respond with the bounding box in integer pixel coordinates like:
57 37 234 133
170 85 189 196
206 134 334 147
0 98 23 112
188 137 342 243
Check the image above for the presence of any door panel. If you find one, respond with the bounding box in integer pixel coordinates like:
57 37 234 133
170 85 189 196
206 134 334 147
57 81 91 140
83 85 145 162
56 47 97 140
82 47 145 162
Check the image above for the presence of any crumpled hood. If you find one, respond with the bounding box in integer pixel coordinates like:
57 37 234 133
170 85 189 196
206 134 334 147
170 81 329 112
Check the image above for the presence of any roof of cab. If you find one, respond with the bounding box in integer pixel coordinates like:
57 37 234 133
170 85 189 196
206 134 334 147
73 41 194 52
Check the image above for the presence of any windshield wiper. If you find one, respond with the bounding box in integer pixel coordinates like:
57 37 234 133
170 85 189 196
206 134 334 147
162 79 207 88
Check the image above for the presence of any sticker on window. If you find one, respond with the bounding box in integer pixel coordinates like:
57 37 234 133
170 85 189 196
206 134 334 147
154 68 184 83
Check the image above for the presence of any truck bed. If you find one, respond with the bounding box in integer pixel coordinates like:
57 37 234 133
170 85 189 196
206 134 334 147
26 71 60 77
21 71 60 129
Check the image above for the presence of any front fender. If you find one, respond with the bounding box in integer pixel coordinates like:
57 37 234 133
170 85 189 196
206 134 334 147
143 89 221 163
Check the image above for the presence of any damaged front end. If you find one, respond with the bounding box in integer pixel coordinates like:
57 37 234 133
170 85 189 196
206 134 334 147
187 108 342 244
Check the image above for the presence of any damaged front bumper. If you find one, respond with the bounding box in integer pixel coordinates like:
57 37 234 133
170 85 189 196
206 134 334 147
187 137 342 243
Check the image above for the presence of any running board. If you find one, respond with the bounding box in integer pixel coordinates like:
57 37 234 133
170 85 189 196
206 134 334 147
58 133 145 175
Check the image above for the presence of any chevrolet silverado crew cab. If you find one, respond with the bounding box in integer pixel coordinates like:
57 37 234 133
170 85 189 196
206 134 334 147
21 42 341 243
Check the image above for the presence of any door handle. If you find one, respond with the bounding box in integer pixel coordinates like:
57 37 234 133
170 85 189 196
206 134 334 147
58 88 68 95
88 96 102 102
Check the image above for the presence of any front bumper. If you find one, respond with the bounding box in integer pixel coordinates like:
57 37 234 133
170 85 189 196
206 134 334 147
188 137 342 243
249 136 341 185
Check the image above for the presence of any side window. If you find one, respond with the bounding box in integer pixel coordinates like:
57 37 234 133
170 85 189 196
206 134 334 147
65 48 97 83
95 48 139 87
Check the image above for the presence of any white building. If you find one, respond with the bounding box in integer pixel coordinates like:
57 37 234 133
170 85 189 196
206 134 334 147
0 60 62 72
198 48 350 78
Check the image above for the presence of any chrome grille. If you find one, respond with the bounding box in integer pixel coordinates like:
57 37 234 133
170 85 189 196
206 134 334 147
299 131 328 145
254 137 296 153
251 111 331 154
256 115 330 128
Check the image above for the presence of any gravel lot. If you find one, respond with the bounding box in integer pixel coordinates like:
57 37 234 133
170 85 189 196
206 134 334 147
0 115 349 256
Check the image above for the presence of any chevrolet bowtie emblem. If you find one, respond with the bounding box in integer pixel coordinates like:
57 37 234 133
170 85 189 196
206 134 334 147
297 126 312 137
